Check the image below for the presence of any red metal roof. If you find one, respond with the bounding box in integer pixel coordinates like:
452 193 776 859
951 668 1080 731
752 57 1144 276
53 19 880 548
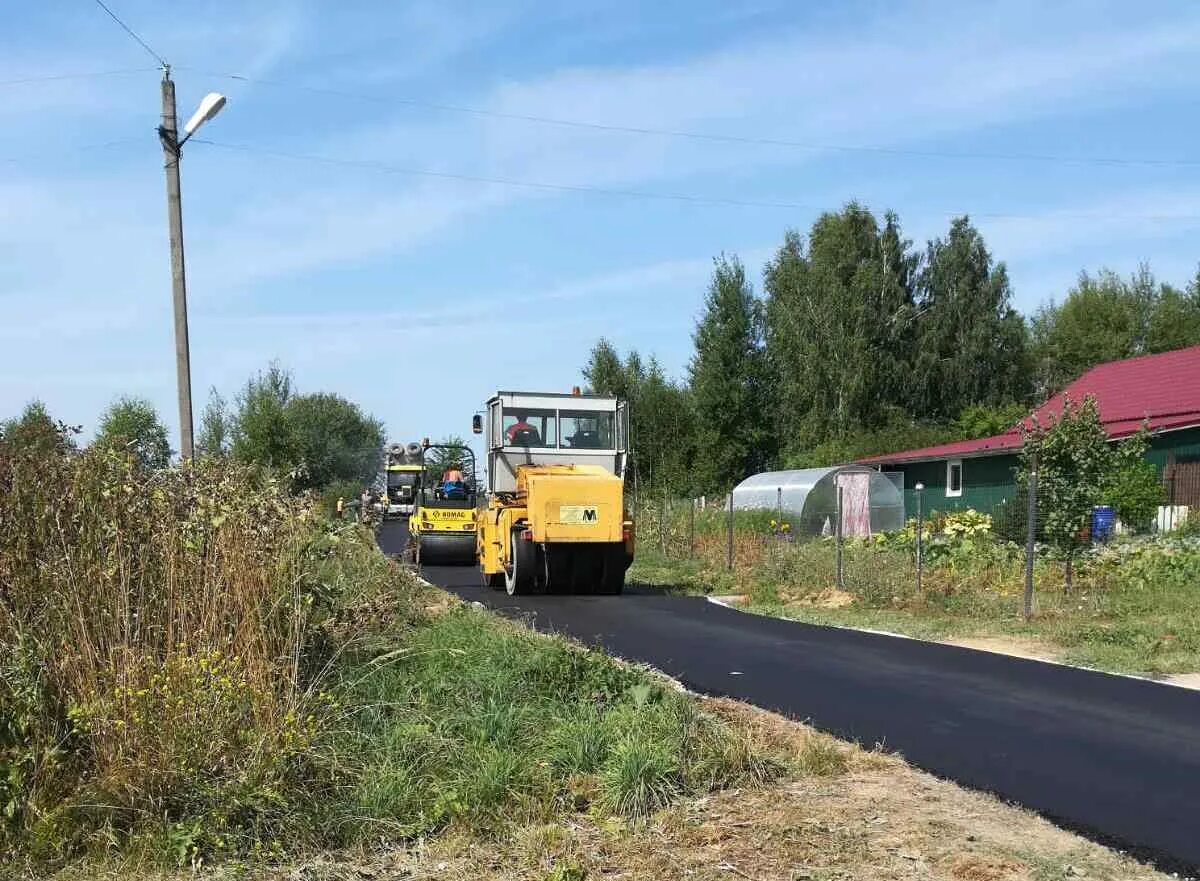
859 345 1200 465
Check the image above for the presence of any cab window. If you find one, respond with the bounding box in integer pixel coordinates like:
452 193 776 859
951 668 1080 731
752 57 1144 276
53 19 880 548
502 409 556 447
560 411 614 449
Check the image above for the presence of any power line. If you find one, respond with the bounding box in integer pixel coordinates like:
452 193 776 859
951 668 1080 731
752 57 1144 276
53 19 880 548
191 137 1200 222
192 138 824 211
0 67 156 88
0 137 145 166
203 71 1200 170
92 0 168 68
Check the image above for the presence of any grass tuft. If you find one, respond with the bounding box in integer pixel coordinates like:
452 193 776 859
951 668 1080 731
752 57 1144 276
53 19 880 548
599 735 681 818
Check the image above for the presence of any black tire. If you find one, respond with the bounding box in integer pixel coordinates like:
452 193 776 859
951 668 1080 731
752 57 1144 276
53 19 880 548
543 545 574 595
596 543 626 595
505 528 538 595
484 570 506 590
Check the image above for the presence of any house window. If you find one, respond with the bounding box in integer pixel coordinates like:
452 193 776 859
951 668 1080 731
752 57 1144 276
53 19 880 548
946 459 963 498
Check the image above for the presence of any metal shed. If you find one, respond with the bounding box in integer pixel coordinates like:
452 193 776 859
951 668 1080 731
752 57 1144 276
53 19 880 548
730 466 905 537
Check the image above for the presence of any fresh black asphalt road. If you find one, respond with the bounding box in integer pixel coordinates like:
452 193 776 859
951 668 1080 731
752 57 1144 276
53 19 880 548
378 520 1200 873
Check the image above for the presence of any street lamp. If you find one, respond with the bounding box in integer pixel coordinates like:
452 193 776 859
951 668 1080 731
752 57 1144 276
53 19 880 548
158 66 226 460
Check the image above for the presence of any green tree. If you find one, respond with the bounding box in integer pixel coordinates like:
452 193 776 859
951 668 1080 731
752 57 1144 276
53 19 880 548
582 339 630 398
93 397 171 470
632 358 696 495
788 418 957 468
765 205 917 454
1020 397 1112 593
225 362 384 491
230 363 299 472
915 217 1030 417
0 401 75 457
954 402 1027 439
1031 264 1200 392
197 388 229 457
690 255 770 491
1145 274 1200 354
582 342 697 496
285 392 385 491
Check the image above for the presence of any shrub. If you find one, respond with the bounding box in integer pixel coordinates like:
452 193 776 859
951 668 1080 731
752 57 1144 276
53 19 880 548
1104 460 1165 533
0 426 401 863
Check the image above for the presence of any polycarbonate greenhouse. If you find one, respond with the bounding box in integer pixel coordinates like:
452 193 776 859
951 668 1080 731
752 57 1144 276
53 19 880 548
730 466 905 538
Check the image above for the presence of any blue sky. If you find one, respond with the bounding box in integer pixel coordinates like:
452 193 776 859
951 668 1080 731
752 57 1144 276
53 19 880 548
3 0 1200 449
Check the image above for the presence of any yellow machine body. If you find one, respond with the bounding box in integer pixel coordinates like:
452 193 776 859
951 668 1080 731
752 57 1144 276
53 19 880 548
474 388 635 596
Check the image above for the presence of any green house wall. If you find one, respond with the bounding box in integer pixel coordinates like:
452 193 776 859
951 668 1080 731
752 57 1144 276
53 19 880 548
889 454 1021 519
1145 426 1200 469
881 426 1200 521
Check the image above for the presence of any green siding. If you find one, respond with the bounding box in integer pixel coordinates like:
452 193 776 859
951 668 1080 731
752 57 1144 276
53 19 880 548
879 426 1200 523
891 455 1019 518
1146 426 1200 470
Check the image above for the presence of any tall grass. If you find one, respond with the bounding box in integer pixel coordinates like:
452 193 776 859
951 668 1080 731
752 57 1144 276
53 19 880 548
0 431 407 863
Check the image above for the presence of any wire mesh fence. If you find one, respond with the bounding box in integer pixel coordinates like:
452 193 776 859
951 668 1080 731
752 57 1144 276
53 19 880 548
634 465 1190 619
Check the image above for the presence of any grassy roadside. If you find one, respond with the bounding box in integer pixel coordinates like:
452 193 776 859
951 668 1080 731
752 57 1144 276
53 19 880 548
0 437 1178 880
628 528 1200 677
59 699 1172 881
0 433 780 876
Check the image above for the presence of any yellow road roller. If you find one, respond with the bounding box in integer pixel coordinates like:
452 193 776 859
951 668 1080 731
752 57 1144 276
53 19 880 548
473 389 634 594
409 441 479 566
383 442 423 519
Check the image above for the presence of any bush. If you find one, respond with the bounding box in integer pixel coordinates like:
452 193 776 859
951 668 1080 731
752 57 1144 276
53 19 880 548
1104 460 1165 533
320 477 367 519
0 426 410 864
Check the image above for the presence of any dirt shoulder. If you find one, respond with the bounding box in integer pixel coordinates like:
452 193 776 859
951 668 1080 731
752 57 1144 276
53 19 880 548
208 698 1166 881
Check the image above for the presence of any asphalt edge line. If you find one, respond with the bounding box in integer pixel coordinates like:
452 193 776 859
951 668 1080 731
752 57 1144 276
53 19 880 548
704 595 1200 693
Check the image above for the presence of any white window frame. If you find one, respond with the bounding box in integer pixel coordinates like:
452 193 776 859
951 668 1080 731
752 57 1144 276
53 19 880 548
945 458 963 498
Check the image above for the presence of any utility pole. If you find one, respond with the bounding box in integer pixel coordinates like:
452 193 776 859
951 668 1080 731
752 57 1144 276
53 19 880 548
159 67 194 460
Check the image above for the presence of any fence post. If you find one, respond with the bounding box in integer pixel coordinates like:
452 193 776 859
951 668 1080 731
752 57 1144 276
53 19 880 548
688 498 695 558
836 485 845 590
726 492 734 571
914 482 924 594
1023 455 1037 621
659 494 668 555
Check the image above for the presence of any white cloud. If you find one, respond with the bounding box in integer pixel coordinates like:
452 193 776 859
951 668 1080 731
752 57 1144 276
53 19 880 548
175 1 1200 294
978 189 1200 264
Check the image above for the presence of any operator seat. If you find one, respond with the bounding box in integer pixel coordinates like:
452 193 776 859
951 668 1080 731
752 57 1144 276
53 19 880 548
510 428 542 447
568 431 601 449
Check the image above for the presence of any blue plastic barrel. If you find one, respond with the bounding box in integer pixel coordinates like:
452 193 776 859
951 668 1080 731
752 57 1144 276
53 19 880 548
1091 505 1115 543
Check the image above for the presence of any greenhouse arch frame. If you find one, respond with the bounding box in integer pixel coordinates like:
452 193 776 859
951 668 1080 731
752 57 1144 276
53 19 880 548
730 466 904 537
